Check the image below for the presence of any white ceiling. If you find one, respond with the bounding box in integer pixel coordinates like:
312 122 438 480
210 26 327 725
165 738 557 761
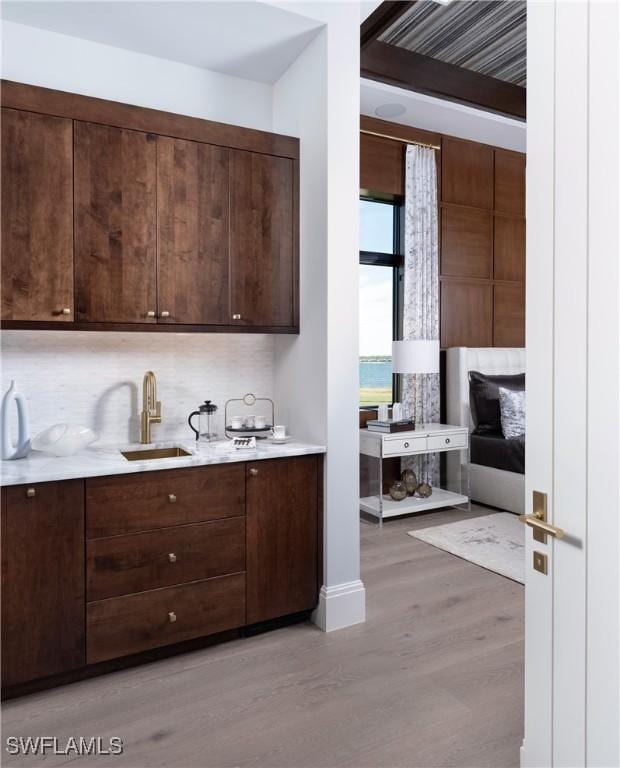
361 79 526 153
0 1 324 84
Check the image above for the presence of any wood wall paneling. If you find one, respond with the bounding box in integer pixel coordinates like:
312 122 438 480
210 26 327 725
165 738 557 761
441 204 493 279
494 283 525 347
74 121 157 323
441 136 494 209
360 132 404 196
494 215 526 282
440 280 493 348
1 108 74 321
157 137 230 325
494 149 526 215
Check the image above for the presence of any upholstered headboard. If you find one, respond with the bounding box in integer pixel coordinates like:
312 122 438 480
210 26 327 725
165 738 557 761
446 347 526 431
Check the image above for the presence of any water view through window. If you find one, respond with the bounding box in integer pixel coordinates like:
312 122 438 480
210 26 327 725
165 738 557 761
359 264 393 405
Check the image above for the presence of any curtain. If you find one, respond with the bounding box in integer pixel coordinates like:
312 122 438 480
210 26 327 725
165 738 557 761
402 144 440 485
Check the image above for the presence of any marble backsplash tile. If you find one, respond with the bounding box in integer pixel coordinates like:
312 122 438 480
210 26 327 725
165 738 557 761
1 331 275 445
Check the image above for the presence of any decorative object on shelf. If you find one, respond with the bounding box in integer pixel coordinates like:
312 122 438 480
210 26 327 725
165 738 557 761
392 340 440 429
272 425 287 441
417 482 433 498
188 400 218 442
1 380 31 460
391 402 403 421
31 423 97 457
401 468 418 496
225 393 274 439
378 403 389 421
389 480 408 502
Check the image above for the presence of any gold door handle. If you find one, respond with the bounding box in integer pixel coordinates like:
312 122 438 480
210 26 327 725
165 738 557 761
168 493 177 503
160 311 170 318
519 514 565 540
168 611 177 623
146 310 156 318
168 553 177 563
249 468 259 476
61 307 71 315
232 313 242 320
26 488 36 498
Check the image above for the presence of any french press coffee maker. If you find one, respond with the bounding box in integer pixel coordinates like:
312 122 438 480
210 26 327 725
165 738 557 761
188 400 218 442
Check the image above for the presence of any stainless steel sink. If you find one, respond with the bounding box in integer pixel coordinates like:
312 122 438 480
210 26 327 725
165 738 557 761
121 446 192 461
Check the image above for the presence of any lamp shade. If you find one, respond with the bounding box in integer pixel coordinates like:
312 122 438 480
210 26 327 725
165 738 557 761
392 340 439 374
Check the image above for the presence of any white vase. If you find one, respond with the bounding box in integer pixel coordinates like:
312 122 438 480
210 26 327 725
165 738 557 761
0 380 31 460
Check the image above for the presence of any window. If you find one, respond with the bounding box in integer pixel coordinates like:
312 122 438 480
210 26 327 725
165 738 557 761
359 198 403 407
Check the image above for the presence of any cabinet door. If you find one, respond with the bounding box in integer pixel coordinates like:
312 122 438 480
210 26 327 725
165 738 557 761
1 481 85 687
157 137 230 324
246 457 319 623
230 151 295 327
74 121 157 323
1 108 73 322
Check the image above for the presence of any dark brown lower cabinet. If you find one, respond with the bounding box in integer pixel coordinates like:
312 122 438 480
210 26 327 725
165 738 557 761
246 456 319 624
1 456 321 693
1 481 85 687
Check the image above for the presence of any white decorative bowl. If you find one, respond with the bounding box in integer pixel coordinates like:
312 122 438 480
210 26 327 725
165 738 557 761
31 424 98 457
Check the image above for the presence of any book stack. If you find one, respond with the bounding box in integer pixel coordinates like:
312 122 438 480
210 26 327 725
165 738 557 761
366 419 416 434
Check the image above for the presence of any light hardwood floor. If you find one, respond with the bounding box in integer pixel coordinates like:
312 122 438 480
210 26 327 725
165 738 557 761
2 505 524 768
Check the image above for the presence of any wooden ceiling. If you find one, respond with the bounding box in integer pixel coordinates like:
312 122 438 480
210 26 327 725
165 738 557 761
361 0 526 120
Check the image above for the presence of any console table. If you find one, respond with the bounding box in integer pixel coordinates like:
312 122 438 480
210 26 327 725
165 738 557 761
360 424 470 525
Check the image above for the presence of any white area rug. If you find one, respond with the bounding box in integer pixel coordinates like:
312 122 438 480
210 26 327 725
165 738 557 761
409 512 525 584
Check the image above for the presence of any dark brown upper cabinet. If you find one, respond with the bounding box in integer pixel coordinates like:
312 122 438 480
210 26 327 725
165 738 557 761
1 481 85 687
442 136 494 210
157 138 230 325
74 121 158 323
1 108 74 322
0 81 299 334
230 151 295 328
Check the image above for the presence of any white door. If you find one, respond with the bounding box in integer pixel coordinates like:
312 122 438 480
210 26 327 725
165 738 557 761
524 2 619 766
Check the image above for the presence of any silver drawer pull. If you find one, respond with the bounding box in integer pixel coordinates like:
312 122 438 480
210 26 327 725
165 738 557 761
168 611 177 623
168 493 177 503
445 438 450 444
168 553 177 563
404 442 410 448
26 488 36 498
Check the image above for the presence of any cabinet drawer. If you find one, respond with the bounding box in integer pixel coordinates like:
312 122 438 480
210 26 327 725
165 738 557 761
87 573 246 664
427 432 467 451
383 436 427 456
87 517 245 601
86 464 245 538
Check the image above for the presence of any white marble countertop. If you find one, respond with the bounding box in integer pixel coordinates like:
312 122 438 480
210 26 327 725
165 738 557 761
1 439 326 487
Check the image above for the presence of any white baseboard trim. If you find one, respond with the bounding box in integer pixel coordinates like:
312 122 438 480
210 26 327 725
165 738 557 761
312 579 366 632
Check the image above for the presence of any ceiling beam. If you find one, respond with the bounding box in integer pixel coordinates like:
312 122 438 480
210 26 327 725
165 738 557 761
360 1 415 51
361 39 526 120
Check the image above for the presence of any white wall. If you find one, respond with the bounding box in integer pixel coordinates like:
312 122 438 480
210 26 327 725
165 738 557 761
1 20 273 131
361 78 526 152
1 332 274 445
273 2 365 631
0 19 276 446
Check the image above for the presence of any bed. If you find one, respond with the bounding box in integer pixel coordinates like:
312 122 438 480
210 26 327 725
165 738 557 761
446 347 525 515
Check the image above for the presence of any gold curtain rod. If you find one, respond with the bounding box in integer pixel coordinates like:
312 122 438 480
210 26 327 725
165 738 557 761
360 128 441 151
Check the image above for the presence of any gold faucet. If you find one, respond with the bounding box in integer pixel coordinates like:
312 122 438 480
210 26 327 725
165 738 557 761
140 371 161 444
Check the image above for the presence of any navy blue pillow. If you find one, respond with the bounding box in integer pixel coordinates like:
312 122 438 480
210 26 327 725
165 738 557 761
469 370 525 436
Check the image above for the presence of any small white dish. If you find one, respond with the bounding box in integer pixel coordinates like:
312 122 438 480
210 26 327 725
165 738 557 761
32 423 97 457
269 435 292 445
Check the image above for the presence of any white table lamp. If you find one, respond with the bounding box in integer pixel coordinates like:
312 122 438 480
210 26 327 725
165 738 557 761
392 340 440 425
